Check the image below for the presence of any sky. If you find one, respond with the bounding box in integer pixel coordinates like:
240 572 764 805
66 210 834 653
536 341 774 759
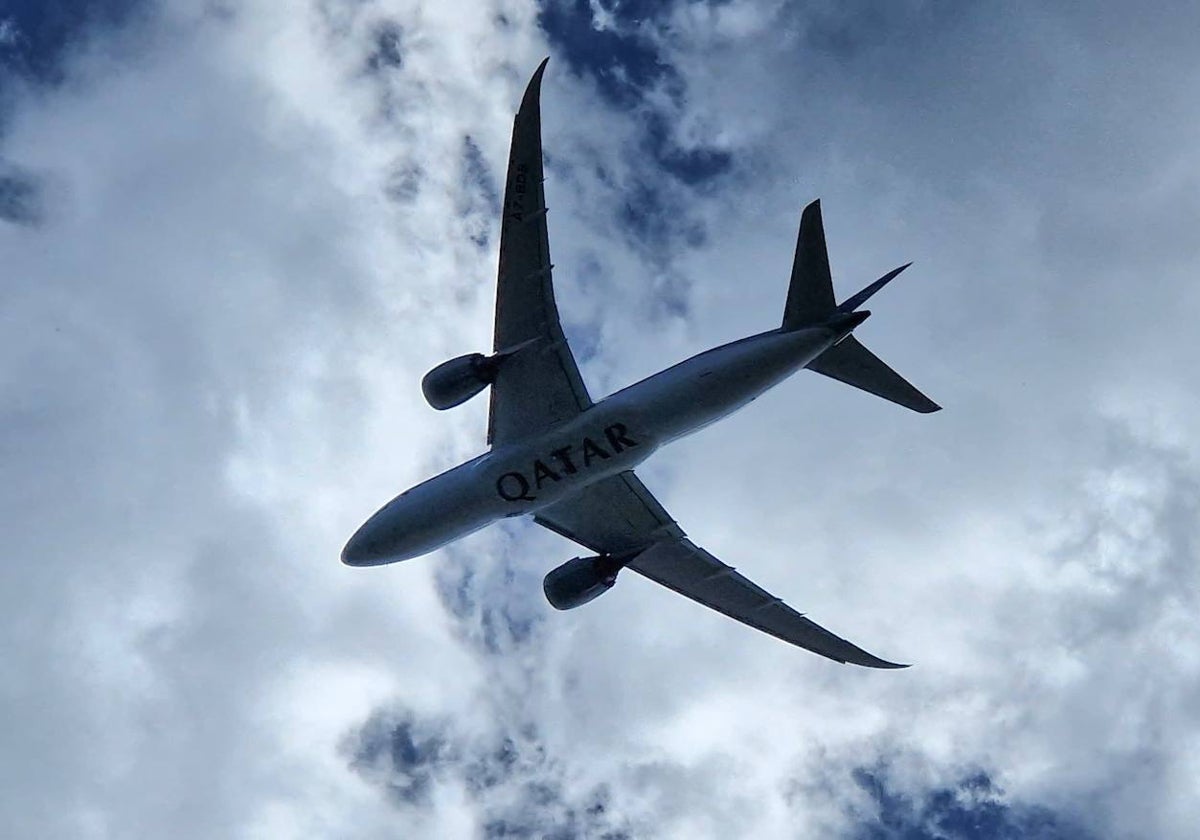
2 1 1199 838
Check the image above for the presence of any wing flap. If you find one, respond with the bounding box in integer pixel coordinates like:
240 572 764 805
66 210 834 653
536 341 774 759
628 539 907 668
534 472 907 668
535 472 684 553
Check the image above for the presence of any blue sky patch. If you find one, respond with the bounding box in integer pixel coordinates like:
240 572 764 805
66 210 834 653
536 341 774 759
348 713 453 805
538 0 733 184
434 547 544 655
850 768 1099 840
537 0 730 257
643 111 731 186
537 0 669 110
460 135 501 249
0 0 144 88
383 160 423 204
364 19 403 74
348 708 631 835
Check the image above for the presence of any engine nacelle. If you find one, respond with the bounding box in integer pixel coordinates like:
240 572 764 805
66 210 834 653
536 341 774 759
543 554 630 610
421 353 500 410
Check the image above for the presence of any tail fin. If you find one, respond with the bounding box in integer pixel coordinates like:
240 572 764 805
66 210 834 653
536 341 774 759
781 198 941 413
782 200 836 330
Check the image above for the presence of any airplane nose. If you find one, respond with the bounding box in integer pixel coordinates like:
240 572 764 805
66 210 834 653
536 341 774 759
341 519 390 566
340 532 370 566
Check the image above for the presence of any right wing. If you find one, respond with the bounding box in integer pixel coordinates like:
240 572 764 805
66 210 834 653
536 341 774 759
535 472 907 668
488 59 592 446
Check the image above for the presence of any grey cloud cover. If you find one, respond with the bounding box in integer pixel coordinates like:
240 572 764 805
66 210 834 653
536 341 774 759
2 1 1198 837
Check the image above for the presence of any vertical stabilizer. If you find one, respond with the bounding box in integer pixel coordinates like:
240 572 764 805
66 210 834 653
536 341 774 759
782 199 837 330
780 198 940 412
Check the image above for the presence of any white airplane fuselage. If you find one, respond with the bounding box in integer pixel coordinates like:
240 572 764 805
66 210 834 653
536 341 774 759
342 321 853 566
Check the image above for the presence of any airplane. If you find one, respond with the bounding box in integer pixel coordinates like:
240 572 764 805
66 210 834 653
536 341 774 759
341 59 940 668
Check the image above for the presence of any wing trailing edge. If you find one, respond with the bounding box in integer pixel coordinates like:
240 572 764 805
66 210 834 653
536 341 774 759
534 472 910 668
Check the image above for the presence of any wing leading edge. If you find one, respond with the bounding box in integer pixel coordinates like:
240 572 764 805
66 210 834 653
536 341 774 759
534 472 908 668
488 59 592 447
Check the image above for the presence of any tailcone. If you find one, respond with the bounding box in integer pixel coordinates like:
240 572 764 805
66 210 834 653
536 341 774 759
825 310 871 333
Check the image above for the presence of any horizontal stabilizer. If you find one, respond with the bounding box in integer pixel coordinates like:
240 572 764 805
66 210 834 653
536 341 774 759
838 262 912 314
808 336 940 413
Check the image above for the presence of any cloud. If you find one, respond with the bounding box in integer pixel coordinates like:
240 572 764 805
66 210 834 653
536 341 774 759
3 0 1200 838
0 158 47 224
346 707 633 838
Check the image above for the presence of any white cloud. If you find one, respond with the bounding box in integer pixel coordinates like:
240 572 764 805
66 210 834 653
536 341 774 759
0 18 17 49
3 0 1199 838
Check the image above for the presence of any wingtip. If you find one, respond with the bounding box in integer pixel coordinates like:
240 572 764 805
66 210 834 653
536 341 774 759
530 56 550 86
519 58 551 111
837 639 912 669
848 654 911 669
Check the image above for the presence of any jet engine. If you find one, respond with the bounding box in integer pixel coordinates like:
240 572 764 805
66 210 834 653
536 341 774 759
421 353 502 410
543 554 632 610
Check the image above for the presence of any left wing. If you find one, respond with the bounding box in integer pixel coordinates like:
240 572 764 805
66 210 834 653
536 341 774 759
534 472 907 668
488 59 592 446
